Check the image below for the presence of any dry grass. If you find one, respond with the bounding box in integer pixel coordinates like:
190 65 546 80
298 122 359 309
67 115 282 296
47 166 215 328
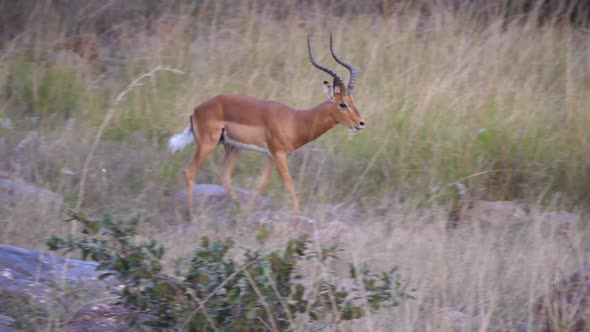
1 1 590 330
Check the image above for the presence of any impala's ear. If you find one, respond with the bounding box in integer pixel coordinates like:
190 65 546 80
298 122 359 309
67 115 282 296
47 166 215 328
322 81 333 101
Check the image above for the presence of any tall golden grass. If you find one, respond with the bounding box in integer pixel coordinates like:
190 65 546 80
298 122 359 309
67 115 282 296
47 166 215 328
1 1 589 330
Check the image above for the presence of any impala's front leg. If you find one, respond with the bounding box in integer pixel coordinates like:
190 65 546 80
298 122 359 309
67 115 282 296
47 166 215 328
272 152 300 214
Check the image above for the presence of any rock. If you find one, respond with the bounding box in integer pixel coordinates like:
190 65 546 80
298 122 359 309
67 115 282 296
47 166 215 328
537 211 581 236
0 245 120 329
305 202 361 224
52 34 101 62
63 304 130 332
170 184 269 215
0 314 16 331
0 325 19 332
435 307 471 331
0 171 63 206
532 265 590 331
174 183 249 204
458 200 527 227
0 273 64 310
0 244 112 284
539 211 580 224
252 212 352 244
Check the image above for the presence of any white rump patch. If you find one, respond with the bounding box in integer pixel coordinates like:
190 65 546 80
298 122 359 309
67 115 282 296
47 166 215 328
168 125 194 153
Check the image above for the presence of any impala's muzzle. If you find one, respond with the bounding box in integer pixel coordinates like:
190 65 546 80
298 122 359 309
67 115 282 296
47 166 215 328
351 121 365 131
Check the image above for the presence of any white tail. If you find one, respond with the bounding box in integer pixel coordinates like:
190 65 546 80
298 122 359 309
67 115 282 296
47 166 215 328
168 125 194 153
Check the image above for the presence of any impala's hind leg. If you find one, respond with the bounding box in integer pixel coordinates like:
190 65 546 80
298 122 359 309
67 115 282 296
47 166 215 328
183 132 220 219
218 145 241 203
247 157 274 209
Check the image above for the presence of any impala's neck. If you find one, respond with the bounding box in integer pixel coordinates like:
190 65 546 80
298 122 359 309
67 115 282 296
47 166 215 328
294 101 338 147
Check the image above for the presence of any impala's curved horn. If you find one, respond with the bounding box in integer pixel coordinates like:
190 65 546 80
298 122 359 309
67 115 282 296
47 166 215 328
330 33 357 94
307 34 347 95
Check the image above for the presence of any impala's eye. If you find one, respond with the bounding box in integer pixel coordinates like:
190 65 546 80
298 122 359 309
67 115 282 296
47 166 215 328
338 102 348 110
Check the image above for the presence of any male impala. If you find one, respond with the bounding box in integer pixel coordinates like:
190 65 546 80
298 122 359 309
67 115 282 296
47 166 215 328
169 34 364 217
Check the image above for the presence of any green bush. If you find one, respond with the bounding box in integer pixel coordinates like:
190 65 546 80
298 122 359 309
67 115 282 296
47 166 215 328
47 211 415 331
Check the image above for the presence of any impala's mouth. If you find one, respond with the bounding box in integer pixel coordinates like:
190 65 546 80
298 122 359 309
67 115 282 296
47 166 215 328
351 123 365 131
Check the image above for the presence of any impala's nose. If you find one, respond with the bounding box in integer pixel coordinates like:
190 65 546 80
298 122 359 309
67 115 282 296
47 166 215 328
359 121 365 129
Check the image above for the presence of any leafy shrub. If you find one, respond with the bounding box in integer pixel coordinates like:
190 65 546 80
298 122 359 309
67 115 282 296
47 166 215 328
47 211 415 331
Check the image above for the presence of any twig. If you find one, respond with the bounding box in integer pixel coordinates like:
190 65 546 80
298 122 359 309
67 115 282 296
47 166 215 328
343 133 389 205
244 268 280 332
193 296 220 332
262 267 295 329
75 66 184 214
425 168 549 204
296 221 326 332
256 317 273 331
179 261 253 330
311 221 342 332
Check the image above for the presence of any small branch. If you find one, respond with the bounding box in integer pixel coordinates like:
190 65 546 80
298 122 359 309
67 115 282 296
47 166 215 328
193 296 220 332
75 66 184 214
425 168 549 204
262 267 295 328
179 261 253 330
244 268 279 332
343 134 388 205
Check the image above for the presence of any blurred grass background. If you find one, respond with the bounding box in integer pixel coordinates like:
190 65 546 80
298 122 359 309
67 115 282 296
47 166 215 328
2 0 590 214
1 0 590 330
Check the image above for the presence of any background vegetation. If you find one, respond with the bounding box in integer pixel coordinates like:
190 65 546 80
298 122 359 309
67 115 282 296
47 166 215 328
1 0 589 330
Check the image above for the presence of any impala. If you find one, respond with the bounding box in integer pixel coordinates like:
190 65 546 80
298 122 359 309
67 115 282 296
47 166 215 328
169 34 364 217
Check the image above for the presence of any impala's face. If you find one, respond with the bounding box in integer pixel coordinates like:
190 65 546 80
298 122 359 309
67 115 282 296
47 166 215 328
334 94 364 132
324 82 365 131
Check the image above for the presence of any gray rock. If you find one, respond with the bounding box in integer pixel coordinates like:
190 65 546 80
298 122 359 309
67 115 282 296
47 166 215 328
537 211 581 236
0 325 19 332
0 244 107 283
0 314 16 331
249 211 353 244
0 245 120 329
63 303 130 332
459 200 527 227
174 184 266 206
0 273 65 311
0 172 63 206
166 184 271 222
532 265 590 331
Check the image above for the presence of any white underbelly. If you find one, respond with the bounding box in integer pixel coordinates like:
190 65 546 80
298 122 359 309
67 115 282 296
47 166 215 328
222 130 270 155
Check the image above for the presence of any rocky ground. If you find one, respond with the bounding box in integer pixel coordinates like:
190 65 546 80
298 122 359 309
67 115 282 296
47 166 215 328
0 176 589 331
